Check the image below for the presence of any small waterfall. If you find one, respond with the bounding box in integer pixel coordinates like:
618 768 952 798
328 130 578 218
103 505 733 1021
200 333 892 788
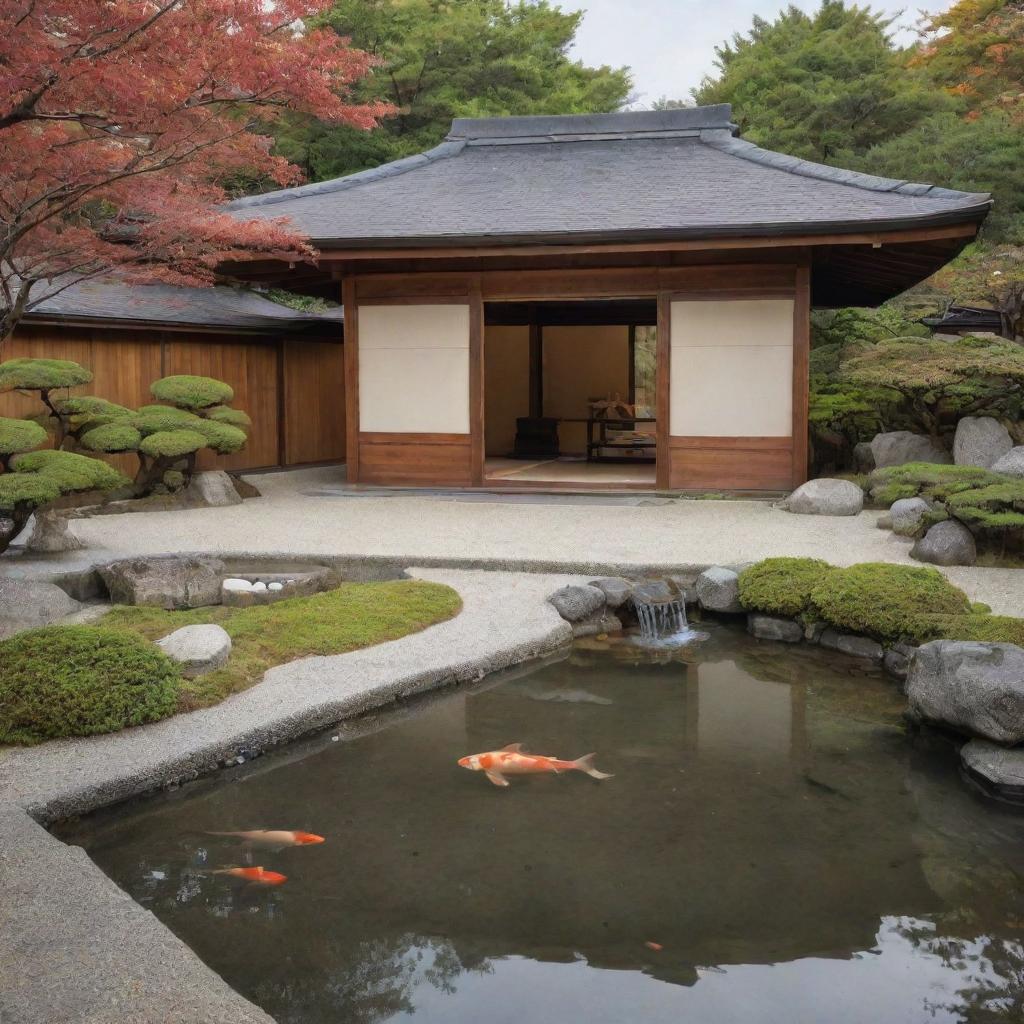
630 581 701 646
634 597 688 641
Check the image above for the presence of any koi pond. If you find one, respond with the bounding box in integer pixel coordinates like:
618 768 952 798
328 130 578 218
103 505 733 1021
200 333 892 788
58 624 1024 1023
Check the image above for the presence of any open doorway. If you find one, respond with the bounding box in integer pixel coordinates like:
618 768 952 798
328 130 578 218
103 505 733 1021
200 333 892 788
483 300 658 488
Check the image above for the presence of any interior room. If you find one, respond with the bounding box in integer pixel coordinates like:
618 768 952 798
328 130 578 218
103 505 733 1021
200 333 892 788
483 300 658 488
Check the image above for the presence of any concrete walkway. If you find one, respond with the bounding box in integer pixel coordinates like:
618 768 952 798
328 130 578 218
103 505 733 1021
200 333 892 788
5 465 1022 616
0 568 576 1024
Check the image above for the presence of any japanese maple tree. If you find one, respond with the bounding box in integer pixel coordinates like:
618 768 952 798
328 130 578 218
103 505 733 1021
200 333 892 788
0 0 389 344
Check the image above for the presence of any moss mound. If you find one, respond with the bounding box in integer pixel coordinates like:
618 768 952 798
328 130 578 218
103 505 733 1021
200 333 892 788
739 557 835 617
151 375 233 410
809 562 971 643
868 463 1003 506
0 626 180 745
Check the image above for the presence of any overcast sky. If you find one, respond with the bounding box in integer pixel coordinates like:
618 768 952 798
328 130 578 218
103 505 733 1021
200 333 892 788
569 1 955 106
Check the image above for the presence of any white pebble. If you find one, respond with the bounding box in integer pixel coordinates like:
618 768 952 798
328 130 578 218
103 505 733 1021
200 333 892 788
222 578 253 592
268 582 283 592
251 581 267 592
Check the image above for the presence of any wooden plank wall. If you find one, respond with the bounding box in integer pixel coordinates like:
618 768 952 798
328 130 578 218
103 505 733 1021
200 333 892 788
0 325 345 472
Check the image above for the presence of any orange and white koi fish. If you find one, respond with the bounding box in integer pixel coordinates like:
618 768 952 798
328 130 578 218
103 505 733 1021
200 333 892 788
457 743 614 787
210 866 287 886
206 830 325 848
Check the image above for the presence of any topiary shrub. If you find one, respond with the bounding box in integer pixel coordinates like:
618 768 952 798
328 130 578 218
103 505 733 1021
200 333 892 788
809 562 972 643
79 421 143 454
150 375 233 410
945 482 1024 530
0 626 180 744
138 428 208 459
205 405 252 429
868 463 1004 506
0 416 47 466
739 557 836 617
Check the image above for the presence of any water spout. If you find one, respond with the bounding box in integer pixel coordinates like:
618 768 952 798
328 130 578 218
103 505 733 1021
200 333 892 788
631 583 703 648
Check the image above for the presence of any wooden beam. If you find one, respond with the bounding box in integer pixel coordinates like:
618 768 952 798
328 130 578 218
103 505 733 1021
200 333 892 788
469 275 484 487
341 277 359 483
656 292 670 490
528 305 542 418
792 264 811 487
317 222 978 263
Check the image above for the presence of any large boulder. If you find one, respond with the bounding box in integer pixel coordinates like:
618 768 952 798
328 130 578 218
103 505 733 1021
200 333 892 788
907 641 1024 744
157 623 232 677
870 431 951 469
26 510 84 553
696 566 743 613
953 416 1012 468
0 578 81 639
961 740 1024 801
98 555 226 610
780 478 864 516
910 520 977 566
991 446 1024 478
549 584 605 623
184 470 243 508
852 441 875 472
889 497 932 537
819 629 884 661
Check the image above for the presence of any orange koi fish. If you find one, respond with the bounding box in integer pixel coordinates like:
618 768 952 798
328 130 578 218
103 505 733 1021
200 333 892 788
206 830 325 848
458 743 614 787
211 866 287 886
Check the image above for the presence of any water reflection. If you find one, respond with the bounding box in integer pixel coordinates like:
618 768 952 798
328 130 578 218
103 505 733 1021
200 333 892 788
60 625 1024 1023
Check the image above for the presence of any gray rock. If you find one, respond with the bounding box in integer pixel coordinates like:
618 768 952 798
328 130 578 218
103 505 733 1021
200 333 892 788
549 584 605 623
588 577 633 609
804 620 827 644
184 471 242 508
819 628 884 661
631 580 675 605
991 446 1024 478
961 740 1024 801
870 431 951 469
911 520 977 566
572 612 623 638
780 478 864 516
883 643 916 681
157 624 232 677
876 513 893 531
0 578 82 639
98 555 226 610
907 641 1024 744
953 416 1012 468
26 510 84 553
696 566 743 613
853 441 875 472
748 614 803 643
890 497 932 537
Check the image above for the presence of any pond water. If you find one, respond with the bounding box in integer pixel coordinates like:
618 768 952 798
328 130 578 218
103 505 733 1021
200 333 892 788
59 624 1024 1024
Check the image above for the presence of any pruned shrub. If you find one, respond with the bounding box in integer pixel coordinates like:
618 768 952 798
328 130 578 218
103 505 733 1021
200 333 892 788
79 422 143 454
0 626 180 744
151 374 233 410
739 557 835 617
138 428 208 459
868 463 1004 506
0 357 93 393
0 416 47 461
809 562 972 643
945 481 1024 531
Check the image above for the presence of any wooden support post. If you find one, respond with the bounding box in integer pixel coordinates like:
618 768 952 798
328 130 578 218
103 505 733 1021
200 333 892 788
528 303 543 418
655 292 671 490
792 265 811 487
469 275 485 486
342 277 359 483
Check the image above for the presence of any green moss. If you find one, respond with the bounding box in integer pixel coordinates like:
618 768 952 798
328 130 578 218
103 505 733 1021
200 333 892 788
0 416 47 456
151 375 233 410
868 463 1003 506
11 449 127 492
810 562 972 643
188 418 247 454
132 405 201 433
97 580 462 708
162 469 185 491
945 481 1024 530
205 406 252 430
900 613 1024 647
0 473 62 511
739 557 836 617
79 422 142 453
0 357 92 392
0 627 180 745
138 429 207 458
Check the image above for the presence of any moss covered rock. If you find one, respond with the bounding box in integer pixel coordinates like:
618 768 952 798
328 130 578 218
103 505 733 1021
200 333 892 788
739 558 835 617
810 562 972 643
151 375 233 410
0 626 180 744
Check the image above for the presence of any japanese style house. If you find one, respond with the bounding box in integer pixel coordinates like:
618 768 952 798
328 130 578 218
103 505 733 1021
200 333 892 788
239 105 988 489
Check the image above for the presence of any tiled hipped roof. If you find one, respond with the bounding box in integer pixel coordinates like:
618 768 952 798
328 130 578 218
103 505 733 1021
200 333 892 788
227 105 991 248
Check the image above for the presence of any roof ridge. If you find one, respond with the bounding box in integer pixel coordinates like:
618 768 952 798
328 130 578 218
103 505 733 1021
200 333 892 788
227 140 466 210
699 131 991 207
